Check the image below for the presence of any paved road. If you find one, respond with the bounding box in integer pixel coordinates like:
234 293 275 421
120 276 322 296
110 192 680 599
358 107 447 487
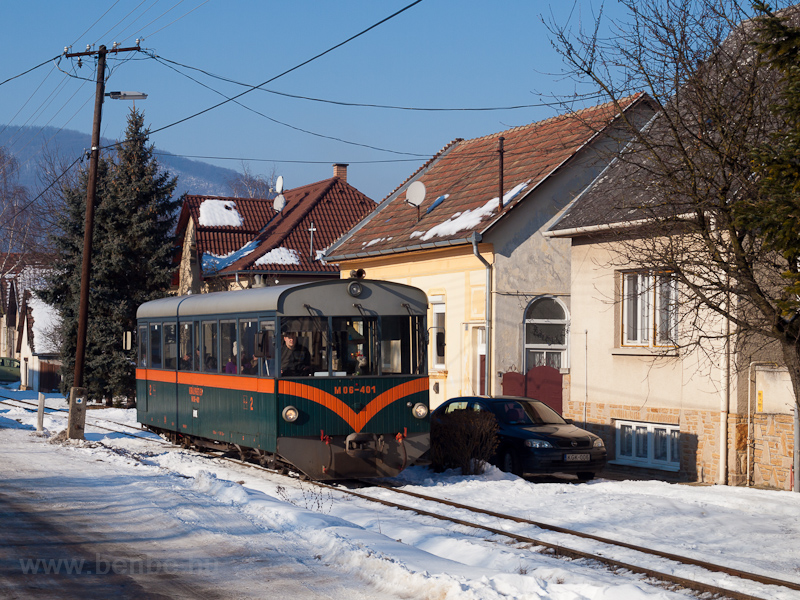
0 424 391 600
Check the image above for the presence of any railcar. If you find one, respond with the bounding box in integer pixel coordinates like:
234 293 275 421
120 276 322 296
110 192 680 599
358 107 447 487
135 279 430 480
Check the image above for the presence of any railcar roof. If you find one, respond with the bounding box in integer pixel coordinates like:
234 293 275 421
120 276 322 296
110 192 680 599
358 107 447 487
137 280 428 320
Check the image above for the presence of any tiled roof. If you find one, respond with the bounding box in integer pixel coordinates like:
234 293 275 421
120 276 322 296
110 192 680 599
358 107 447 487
325 94 648 261
177 177 375 278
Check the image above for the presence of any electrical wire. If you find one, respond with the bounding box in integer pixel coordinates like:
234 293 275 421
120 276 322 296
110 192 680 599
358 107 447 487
153 152 425 164
154 54 607 113
0 56 61 88
112 0 163 45
138 0 210 40
70 0 122 47
94 0 150 46
152 55 428 157
148 0 424 136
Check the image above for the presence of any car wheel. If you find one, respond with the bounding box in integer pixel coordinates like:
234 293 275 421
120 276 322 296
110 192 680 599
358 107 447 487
501 450 521 476
577 471 594 482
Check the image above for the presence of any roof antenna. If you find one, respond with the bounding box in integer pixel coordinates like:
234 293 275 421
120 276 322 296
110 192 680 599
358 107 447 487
405 181 425 222
273 175 286 211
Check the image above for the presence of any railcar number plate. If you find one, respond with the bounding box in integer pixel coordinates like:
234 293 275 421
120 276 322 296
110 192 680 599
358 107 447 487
564 453 590 462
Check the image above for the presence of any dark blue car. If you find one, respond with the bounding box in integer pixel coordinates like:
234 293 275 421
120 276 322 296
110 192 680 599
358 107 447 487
432 396 606 480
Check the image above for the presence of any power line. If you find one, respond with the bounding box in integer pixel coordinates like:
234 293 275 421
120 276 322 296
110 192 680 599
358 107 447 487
151 55 428 157
148 0 425 136
153 151 425 164
155 54 606 113
139 0 211 40
0 56 61 88
70 0 122 47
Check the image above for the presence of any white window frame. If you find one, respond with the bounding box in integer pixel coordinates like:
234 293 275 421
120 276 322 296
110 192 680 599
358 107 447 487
524 296 569 371
614 420 681 471
622 270 677 347
431 300 446 370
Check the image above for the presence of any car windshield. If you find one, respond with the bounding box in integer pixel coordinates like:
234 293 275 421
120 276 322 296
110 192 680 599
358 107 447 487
494 400 566 425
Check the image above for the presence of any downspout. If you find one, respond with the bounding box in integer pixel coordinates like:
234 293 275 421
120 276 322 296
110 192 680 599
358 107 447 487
794 401 799 492
719 301 730 485
471 232 492 395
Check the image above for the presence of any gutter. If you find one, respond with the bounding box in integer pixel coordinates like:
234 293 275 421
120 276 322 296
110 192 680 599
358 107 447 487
471 232 492 395
326 236 479 263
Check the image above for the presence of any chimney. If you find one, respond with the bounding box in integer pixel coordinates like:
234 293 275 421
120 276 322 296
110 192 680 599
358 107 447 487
333 163 348 183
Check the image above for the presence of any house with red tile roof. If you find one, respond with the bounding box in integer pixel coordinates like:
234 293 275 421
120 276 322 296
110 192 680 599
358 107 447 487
175 164 375 294
325 96 655 409
16 289 62 392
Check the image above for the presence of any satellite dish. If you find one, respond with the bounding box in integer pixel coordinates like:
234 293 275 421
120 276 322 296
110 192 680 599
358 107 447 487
275 175 284 194
273 194 286 212
406 181 426 207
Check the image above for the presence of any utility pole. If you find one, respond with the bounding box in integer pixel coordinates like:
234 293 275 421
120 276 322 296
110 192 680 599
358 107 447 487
64 43 140 439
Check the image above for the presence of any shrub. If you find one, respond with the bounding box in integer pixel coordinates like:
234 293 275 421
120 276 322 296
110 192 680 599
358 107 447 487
430 410 498 475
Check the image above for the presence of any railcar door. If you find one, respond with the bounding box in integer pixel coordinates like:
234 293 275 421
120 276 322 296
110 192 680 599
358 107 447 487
137 321 179 433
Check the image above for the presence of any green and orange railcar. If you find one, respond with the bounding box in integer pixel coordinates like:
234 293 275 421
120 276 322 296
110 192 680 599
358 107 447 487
136 279 429 480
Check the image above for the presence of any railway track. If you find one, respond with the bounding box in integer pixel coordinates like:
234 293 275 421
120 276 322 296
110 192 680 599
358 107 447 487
2 395 797 599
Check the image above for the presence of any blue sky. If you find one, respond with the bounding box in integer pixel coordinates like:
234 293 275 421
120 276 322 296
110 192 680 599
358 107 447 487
1 1 625 201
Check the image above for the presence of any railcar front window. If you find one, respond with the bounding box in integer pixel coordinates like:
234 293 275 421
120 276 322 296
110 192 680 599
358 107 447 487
280 317 327 376
380 316 424 375
149 323 162 369
201 321 219 372
331 317 377 376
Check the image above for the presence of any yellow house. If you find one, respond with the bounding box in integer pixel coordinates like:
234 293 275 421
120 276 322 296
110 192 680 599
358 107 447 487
325 96 655 409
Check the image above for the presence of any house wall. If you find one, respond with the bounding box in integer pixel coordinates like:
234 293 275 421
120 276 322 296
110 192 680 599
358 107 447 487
339 246 490 409
567 239 795 489
178 218 201 296
1 314 16 359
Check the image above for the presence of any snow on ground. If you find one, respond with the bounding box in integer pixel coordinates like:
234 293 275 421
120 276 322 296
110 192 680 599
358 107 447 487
1 389 799 599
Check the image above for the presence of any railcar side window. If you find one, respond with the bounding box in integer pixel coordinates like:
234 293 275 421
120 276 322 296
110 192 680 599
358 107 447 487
138 325 148 368
220 320 237 375
179 323 193 370
239 320 258 376
149 323 162 369
192 322 200 372
256 320 276 376
163 323 177 370
201 321 219 372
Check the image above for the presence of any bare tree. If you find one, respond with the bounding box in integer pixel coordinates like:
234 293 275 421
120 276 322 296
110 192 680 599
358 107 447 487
547 1 800 410
0 147 38 276
227 162 277 199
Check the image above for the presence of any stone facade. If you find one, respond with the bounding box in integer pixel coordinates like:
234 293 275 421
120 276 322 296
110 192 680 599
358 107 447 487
565 399 796 490
750 413 795 489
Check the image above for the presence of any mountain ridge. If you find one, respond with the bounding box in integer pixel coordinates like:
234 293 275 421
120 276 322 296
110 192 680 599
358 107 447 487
0 124 240 199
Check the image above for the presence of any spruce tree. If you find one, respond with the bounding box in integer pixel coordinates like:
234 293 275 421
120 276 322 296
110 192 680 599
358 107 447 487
42 109 180 403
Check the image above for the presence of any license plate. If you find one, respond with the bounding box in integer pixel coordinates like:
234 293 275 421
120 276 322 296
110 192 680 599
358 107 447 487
564 453 590 462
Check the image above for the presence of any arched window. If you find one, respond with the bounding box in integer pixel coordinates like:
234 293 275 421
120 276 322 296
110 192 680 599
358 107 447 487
524 296 568 371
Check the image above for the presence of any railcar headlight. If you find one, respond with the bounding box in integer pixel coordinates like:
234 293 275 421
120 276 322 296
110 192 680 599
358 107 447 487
411 402 428 419
593 437 605 448
347 281 363 297
525 439 553 448
282 405 299 422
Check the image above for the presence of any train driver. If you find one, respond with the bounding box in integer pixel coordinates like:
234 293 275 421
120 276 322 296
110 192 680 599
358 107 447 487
280 331 311 376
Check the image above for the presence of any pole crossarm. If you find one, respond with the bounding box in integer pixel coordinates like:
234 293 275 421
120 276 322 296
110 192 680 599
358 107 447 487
64 45 141 58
